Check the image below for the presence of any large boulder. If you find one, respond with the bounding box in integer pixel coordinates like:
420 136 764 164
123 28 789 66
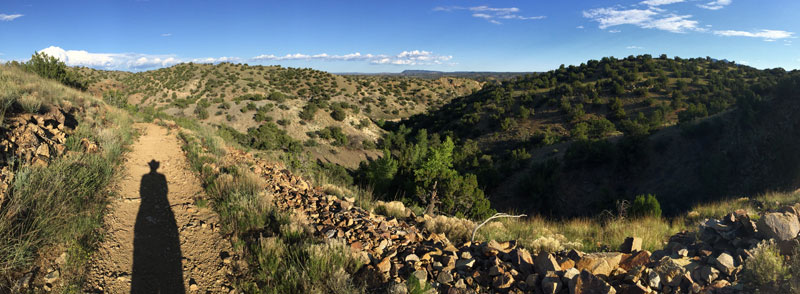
757 212 800 241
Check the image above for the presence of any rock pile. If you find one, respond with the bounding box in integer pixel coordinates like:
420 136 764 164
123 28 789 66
0 106 80 202
228 148 800 293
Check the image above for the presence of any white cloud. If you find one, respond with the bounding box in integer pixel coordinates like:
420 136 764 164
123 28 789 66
434 6 544 24
698 0 731 10
640 0 685 6
713 29 795 41
37 46 235 71
582 8 657 29
161 33 172 37
609 29 622 33
627 45 645 49
0 14 23 21
642 14 700 33
253 50 452 66
576 25 584 29
583 7 699 33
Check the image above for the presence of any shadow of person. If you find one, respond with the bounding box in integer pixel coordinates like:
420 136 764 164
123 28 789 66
131 160 185 294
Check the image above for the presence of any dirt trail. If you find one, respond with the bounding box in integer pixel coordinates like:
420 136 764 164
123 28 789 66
86 123 233 293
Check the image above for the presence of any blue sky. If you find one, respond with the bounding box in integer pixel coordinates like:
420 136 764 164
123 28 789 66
1 0 798 72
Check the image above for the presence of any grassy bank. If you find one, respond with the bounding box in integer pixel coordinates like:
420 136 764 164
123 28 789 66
0 65 134 290
178 125 365 293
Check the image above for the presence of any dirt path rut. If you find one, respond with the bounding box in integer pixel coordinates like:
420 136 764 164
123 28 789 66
86 123 233 293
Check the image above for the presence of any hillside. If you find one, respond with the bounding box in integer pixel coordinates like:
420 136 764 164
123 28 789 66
356 55 789 218
78 63 482 167
8 53 800 293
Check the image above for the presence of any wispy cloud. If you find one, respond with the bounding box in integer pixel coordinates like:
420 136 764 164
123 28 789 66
0 14 23 21
253 50 452 65
38 46 239 71
698 0 731 10
583 7 700 33
627 45 645 49
576 25 584 29
434 6 544 24
713 29 795 41
160 33 172 37
640 0 685 6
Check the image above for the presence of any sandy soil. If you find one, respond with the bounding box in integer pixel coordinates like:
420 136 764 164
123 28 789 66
85 123 233 293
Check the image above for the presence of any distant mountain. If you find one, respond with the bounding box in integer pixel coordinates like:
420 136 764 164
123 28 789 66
337 70 533 82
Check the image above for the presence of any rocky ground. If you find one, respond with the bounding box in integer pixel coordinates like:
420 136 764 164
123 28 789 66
225 147 800 294
8 115 795 293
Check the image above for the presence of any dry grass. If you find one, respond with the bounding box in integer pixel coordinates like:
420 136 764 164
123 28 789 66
422 214 476 244
374 200 408 219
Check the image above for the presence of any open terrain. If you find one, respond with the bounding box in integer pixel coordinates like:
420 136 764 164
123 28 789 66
5 54 800 293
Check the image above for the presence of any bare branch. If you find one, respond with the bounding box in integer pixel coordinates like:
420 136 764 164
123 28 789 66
471 213 527 242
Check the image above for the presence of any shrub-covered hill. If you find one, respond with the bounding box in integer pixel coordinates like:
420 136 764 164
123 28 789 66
79 63 482 167
358 55 792 219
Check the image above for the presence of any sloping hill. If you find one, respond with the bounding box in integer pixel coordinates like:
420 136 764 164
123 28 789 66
499 70 800 217
358 55 790 218
80 63 483 167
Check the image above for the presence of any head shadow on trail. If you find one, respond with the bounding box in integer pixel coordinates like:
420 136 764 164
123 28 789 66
131 159 185 293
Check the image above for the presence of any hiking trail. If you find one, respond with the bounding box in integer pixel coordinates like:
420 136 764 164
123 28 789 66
86 123 233 293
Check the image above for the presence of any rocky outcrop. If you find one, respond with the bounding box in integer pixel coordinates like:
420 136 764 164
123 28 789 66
227 148 800 293
0 106 81 204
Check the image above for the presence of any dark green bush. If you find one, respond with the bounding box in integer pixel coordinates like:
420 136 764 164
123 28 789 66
630 194 661 218
24 52 87 90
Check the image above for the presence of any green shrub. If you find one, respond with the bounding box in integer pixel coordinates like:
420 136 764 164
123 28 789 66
330 107 347 121
103 90 127 108
24 52 87 90
743 240 788 289
299 103 319 121
630 194 661 218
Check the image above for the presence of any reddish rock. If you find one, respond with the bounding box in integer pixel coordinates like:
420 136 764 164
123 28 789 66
619 250 651 271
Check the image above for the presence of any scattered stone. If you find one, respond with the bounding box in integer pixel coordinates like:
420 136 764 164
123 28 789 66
437 271 454 284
